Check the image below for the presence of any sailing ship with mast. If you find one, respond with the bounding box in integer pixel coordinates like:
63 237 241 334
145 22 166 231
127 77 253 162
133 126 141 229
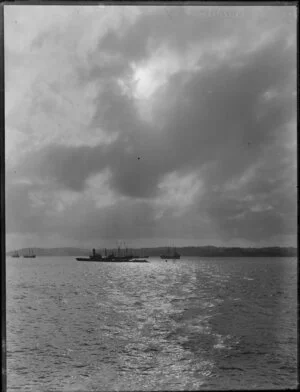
24 248 36 258
160 246 181 259
76 242 148 262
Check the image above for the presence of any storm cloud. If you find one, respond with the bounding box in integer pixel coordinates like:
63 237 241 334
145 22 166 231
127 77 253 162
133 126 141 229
5 5 297 250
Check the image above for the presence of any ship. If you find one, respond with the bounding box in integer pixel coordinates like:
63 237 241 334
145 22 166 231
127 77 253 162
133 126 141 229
76 247 148 263
160 247 181 259
76 248 104 261
23 248 36 258
12 251 20 258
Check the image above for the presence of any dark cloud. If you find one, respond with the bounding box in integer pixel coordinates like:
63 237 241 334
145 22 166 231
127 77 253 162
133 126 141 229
6 6 297 247
17 144 107 192
161 33 295 178
33 22 295 200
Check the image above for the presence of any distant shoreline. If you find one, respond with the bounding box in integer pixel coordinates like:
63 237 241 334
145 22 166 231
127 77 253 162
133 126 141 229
6 246 297 258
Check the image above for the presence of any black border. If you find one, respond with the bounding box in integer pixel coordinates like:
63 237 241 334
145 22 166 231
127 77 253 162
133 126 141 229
0 2 298 392
0 3 6 392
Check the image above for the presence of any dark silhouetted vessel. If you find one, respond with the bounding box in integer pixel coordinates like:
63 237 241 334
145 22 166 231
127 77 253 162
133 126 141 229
24 249 36 258
76 248 148 263
76 248 104 261
160 247 180 259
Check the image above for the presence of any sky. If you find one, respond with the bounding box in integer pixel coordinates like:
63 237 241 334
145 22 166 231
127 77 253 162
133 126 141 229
5 5 297 251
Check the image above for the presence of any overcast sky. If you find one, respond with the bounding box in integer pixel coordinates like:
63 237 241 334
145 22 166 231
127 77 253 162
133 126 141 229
5 5 297 251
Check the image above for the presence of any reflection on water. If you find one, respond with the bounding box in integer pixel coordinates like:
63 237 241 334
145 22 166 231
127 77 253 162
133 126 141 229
7 256 297 390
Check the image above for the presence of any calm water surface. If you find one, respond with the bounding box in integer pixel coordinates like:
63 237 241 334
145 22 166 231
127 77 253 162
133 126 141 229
7 256 297 390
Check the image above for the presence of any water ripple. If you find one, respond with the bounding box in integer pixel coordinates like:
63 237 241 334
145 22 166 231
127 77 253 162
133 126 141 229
6 256 297 390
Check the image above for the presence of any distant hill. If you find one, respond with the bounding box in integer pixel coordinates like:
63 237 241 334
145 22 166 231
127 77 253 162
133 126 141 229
6 247 90 257
6 246 297 257
143 246 297 257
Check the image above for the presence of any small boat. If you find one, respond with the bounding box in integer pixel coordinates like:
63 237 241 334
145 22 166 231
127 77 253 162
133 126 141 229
12 251 20 258
24 248 36 258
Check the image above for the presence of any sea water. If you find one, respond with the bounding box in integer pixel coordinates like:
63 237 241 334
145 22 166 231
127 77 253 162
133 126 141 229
6 256 297 390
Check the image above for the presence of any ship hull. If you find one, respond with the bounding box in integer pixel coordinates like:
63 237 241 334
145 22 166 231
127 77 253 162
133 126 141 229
76 257 148 263
160 255 180 259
